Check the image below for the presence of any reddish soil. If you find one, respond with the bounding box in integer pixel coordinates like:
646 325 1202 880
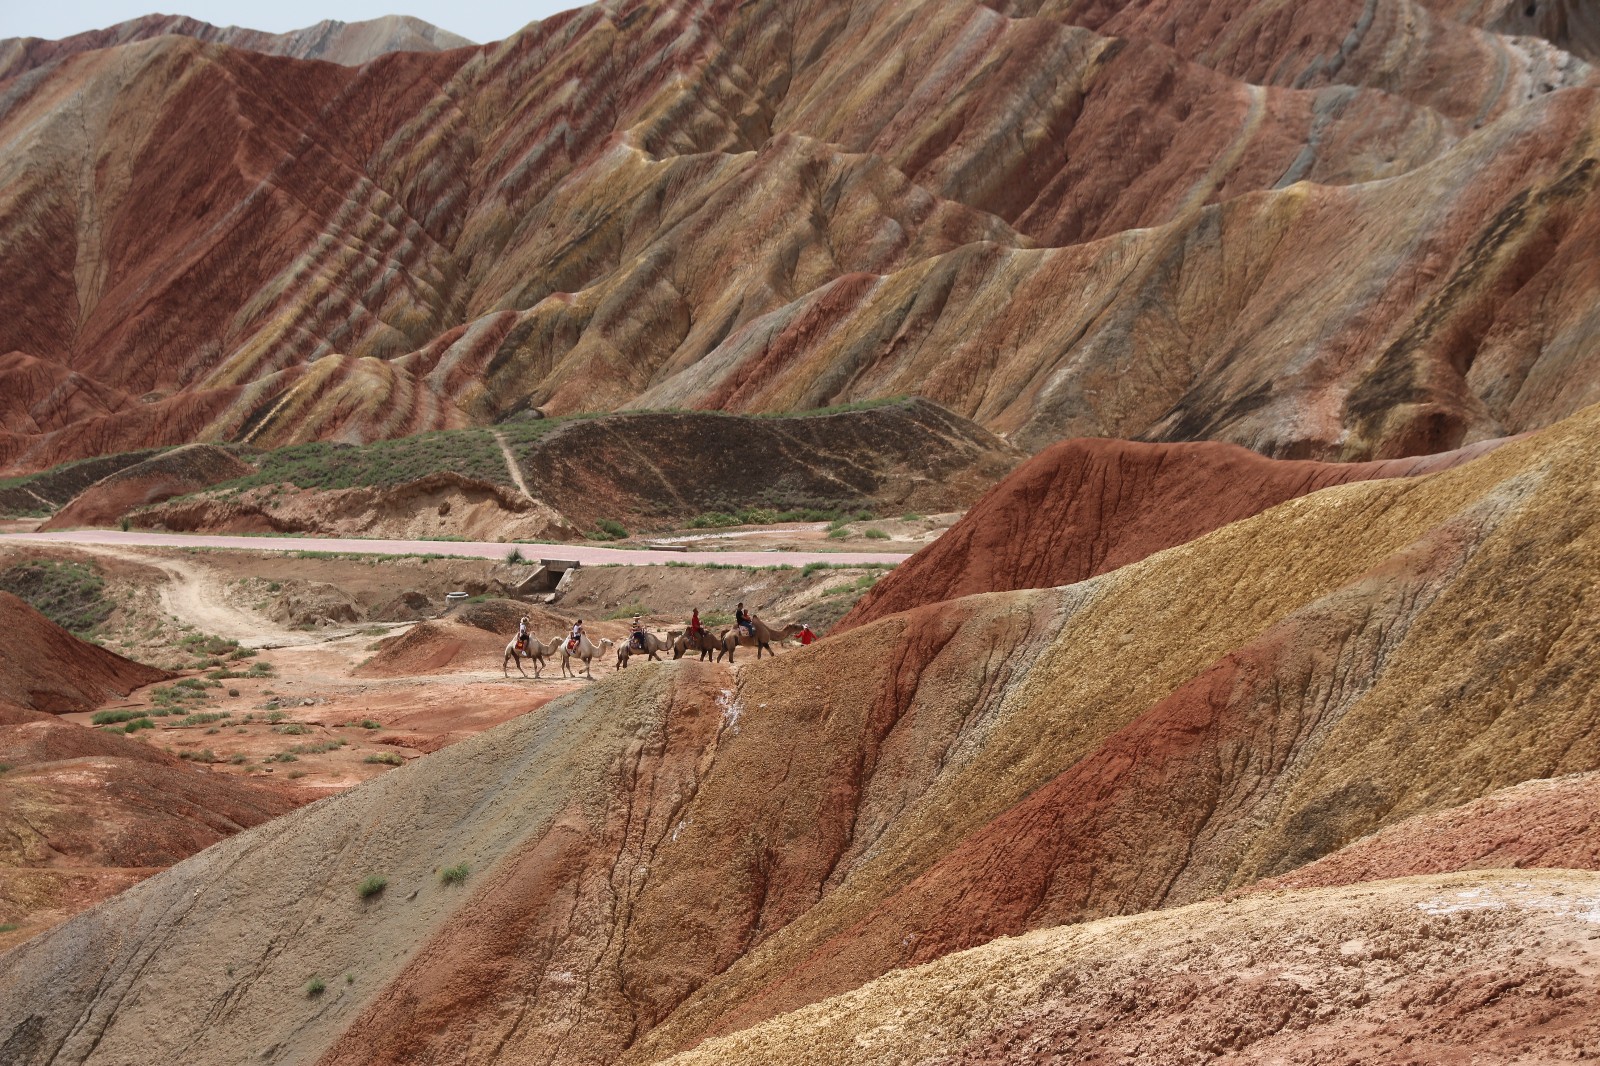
0 591 168 713
1255 771 1600 894
0 700 299 951
839 435 1506 630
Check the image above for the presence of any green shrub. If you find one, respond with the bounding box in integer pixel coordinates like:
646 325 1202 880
440 863 470 885
688 511 741 529
306 977 326 997
863 528 890 540
91 709 147 725
124 718 155 733
0 923 20 933
0 763 13 775
276 723 309 735
594 518 628 540
827 528 849 539
358 875 387 898
364 751 403 766
178 712 227 727
901 513 924 521
505 546 527 564
360 719 382 730
289 739 345 755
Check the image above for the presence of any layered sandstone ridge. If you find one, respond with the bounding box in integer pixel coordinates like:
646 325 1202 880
665 870 1600 1065
0 14 472 80
837 433 1508 630
6 398 1600 1062
4 0 1598 471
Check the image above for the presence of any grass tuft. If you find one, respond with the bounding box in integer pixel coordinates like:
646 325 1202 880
358 875 387 899
440 863 470 885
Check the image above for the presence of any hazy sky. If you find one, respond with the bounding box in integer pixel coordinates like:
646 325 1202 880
2 2 586 45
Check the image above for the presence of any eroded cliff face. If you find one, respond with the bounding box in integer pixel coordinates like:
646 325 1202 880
3 0 1597 472
7 398 1600 1064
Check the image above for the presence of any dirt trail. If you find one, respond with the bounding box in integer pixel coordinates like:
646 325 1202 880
89 546 388 649
492 429 535 500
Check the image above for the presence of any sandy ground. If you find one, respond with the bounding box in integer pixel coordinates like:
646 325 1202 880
2 534 899 800
0 528 915 565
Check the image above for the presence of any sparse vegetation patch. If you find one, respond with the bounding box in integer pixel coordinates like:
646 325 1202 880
0 560 112 636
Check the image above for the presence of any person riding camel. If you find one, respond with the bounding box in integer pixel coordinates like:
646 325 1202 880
516 616 530 652
568 619 586 653
630 615 646 650
735 602 754 638
688 607 702 636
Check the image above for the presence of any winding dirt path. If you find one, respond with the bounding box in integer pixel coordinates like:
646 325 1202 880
87 545 380 649
492 430 535 500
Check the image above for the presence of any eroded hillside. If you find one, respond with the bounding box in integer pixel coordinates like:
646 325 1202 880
6 397 1600 1063
3 0 1599 471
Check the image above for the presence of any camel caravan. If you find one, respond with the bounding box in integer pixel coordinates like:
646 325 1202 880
504 602 814 679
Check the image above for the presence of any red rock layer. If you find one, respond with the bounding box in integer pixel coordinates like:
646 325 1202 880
1254 771 1600 893
0 592 169 713
838 434 1503 630
0 701 302 949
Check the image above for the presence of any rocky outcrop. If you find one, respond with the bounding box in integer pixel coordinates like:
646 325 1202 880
837 434 1506 630
137 471 578 542
41 444 253 529
6 402 1600 1062
0 592 168 713
3 0 1596 471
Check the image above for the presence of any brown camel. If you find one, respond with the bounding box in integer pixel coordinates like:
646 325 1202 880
719 615 803 661
615 629 670 669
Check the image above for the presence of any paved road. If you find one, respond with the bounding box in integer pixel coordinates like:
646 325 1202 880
0 529 911 567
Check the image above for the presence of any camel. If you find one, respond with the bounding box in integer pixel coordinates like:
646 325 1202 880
615 629 670 669
671 627 721 661
560 633 615 679
503 633 557 678
718 616 804 661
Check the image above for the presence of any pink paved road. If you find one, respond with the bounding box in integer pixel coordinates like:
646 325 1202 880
0 530 910 567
